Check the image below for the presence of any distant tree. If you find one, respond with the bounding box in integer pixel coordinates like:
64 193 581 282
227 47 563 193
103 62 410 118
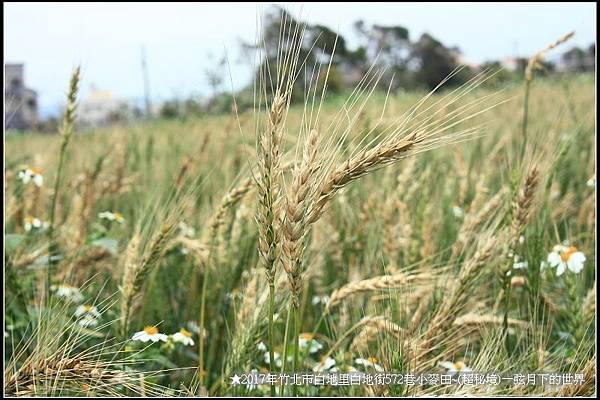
477 61 516 86
242 6 367 99
354 20 412 91
205 52 226 98
159 101 180 119
561 46 594 72
410 33 470 90
240 6 310 102
184 98 204 116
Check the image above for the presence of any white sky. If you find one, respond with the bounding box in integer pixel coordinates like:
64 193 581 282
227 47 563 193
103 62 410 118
4 2 597 117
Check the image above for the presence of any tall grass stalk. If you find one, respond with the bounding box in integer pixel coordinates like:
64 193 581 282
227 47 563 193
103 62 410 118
47 66 81 293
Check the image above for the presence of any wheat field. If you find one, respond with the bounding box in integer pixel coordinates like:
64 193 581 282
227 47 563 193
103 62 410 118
3 29 596 397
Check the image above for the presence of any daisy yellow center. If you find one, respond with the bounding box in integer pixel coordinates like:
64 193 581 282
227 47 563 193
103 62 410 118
30 167 42 174
299 333 313 340
83 305 94 312
367 357 378 364
560 246 578 262
454 361 465 371
179 328 192 337
144 326 159 335
25 216 34 223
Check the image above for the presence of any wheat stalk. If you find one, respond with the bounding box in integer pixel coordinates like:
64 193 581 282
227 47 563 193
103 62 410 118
326 271 432 312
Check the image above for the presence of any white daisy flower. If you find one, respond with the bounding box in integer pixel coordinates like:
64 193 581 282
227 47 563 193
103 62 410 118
257 341 267 352
452 206 464 219
311 295 330 306
298 333 323 353
18 167 44 187
264 351 282 368
24 216 46 232
587 175 595 188
75 304 101 318
51 284 84 303
78 315 99 327
355 357 384 372
513 261 528 270
74 304 101 327
547 245 586 276
178 221 196 238
313 356 336 372
98 211 125 224
33 174 44 187
171 328 195 346
131 326 168 343
439 360 472 375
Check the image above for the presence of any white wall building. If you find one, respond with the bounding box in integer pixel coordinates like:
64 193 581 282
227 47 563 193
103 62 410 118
78 87 128 128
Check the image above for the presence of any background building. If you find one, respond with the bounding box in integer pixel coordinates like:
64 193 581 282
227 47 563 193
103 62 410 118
5 63 39 130
78 86 130 128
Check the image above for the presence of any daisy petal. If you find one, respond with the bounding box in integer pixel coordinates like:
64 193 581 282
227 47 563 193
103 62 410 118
547 252 561 267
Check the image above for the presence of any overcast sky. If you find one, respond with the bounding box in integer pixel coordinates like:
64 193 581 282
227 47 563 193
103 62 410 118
4 2 596 117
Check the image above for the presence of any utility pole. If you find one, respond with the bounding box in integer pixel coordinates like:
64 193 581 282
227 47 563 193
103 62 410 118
141 45 152 117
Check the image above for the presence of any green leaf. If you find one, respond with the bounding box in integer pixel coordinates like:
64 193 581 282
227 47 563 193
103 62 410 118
5 234 25 254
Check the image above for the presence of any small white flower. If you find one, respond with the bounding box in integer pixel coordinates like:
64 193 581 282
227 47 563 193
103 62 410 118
439 360 472 375
75 304 100 318
18 169 31 184
311 295 330 306
313 356 336 372
264 351 282 368
547 245 586 276
355 357 384 372
257 341 267 352
33 174 44 187
452 206 464 219
18 167 44 187
518 235 525 245
178 221 196 238
298 333 323 353
131 326 168 343
78 315 99 327
51 284 84 303
587 175 595 188
513 261 528 270
98 211 125 224
75 304 101 318
24 216 46 232
171 328 195 346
